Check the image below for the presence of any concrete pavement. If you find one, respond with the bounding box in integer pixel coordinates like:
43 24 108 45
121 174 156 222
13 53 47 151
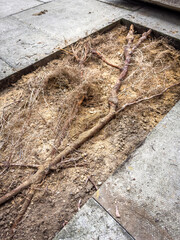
54 198 134 240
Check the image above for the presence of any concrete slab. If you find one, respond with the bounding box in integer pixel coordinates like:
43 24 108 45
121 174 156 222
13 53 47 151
0 59 14 80
94 101 180 240
139 0 180 12
53 198 134 240
0 0 43 19
98 0 142 11
123 5 180 41
13 0 128 41
0 17 58 70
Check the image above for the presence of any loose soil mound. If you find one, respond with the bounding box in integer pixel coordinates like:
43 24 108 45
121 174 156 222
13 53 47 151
0 25 180 240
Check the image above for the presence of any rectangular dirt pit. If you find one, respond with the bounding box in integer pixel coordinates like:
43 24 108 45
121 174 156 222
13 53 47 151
0 22 180 240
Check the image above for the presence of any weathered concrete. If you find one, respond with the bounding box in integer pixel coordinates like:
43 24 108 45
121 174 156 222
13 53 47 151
99 0 142 11
94 101 180 240
139 0 180 12
13 0 127 42
0 0 43 19
53 198 134 240
0 59 14 80
102 0 180 41
0 17 58 70
124 4 180 41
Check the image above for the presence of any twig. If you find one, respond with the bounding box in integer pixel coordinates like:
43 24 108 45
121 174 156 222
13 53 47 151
115 205 120 218
0 157 85 171
58 48 74 56
91 50 122 70
0 163 40 170
87 177 98 190
116 82 180 114
72 42 90 64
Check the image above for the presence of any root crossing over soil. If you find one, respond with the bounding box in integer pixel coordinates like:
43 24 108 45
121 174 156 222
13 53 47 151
0 24 180 240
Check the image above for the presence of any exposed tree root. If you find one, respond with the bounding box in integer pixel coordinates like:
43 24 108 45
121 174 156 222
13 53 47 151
0 25 160 208
11 188 35 231
116 82 180 114
1 79 177 208
0 157 86 171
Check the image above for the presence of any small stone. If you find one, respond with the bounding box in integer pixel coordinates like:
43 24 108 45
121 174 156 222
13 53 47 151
97 182 102 186
127 186 131 191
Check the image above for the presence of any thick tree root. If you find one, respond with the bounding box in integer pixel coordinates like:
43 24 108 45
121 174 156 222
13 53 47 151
12 188 35 230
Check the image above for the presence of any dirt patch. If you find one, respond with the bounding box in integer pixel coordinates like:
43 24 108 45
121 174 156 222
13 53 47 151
0 24 180 240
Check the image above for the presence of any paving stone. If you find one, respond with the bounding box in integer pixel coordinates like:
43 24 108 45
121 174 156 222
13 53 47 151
94 101 180 240
13 0 129 41
124 5 180 40
0 17 58 70
98 0 142 11
139 0 180 11
0 59 14 80
53 198 134 240
0 0 43 19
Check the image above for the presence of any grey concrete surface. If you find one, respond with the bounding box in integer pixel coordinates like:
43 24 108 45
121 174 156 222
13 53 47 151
53 198 134 240
0 59 14 80
0 0 42 19
13 0 127 41
0 17 58 70
124 4 180 41
139 0 180 12
99 0 142 11
94 101 180 240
